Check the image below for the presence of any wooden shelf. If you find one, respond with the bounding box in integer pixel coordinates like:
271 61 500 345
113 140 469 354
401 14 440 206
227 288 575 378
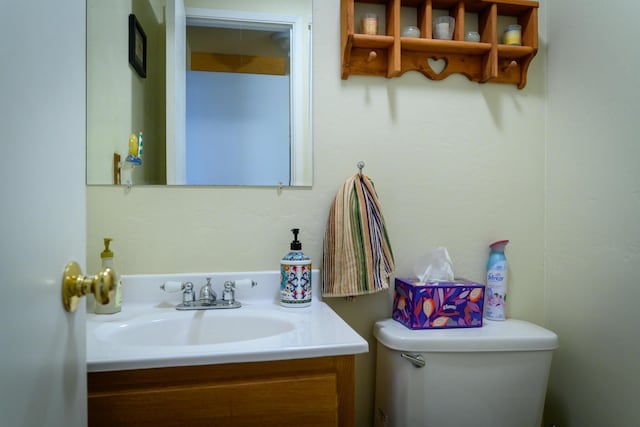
498 44 535 58
351 34 395 48
341 0 539 88
401 38 492 55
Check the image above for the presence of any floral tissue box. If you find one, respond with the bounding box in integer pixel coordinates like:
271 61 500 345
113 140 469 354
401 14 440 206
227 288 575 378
392 278 485 329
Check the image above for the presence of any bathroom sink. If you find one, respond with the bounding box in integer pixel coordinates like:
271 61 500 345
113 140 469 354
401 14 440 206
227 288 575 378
94 310 296 346
86 270 369 371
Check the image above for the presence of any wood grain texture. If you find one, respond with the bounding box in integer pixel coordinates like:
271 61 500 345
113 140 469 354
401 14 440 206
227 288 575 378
341 0 539 88
88 355 355 427
191 52 287 75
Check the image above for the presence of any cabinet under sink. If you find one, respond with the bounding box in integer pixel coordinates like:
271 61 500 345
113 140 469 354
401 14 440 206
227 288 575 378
88 355 355 427
86 271 366 427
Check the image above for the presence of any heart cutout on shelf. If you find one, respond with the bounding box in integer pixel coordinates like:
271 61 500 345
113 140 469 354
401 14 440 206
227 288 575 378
427 57 447 74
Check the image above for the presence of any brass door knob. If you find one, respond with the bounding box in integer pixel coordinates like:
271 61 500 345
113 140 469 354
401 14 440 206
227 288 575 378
61 261 116 312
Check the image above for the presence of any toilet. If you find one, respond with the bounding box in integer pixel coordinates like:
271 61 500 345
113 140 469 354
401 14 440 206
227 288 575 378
373 318 558 427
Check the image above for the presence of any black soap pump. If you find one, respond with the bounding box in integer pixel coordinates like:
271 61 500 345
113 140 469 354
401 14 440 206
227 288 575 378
280 228 312 307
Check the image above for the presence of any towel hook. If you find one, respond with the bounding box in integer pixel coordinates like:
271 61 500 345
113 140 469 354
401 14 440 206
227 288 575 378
357 161 365 175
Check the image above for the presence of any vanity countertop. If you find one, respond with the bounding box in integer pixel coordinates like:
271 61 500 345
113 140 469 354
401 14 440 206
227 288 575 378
87 271 368 372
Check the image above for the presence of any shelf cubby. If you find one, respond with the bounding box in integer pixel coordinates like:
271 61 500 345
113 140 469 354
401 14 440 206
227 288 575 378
341 0 539 88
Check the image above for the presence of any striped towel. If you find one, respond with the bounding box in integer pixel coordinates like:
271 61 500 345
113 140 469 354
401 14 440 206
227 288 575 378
322 173 395 297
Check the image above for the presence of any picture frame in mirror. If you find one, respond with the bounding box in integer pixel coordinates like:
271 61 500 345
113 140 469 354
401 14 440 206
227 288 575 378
128 14 146 78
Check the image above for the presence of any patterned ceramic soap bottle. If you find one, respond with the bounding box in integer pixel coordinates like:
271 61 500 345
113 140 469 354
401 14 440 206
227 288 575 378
280 228 312 307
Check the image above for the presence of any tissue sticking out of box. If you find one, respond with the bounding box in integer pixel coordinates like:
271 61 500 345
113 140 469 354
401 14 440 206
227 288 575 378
414 246 454 283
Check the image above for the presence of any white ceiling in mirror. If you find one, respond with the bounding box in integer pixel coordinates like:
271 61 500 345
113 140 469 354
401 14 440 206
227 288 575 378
86 0 312 187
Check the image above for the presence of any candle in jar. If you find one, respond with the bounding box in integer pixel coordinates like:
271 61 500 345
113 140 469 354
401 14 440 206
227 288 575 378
433 16 454 40
503 24 522 45
437 22 449 33
361 13 378 35
434 22 450 39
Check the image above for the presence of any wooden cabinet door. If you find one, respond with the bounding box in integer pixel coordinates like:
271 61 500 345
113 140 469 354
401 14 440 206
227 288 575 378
89 356 355 427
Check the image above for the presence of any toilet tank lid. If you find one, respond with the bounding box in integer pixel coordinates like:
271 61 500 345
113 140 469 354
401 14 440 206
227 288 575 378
374 319 559 352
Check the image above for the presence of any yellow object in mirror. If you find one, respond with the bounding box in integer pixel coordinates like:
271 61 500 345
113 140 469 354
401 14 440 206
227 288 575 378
128 134 138 157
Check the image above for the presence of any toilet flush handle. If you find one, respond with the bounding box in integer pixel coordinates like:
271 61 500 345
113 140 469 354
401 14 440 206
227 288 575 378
400 353 426 368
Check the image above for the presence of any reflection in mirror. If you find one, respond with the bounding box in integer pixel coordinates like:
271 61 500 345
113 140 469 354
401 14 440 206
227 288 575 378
86 0 312 187
186 25 290 185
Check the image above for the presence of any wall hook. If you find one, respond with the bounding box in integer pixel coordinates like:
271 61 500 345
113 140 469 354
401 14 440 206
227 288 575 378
502 60 518 71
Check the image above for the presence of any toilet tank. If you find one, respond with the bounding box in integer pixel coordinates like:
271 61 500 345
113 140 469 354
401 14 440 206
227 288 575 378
373 318 558 427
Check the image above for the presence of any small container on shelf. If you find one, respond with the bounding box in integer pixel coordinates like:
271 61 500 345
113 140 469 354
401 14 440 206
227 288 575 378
433 16 455 40
401 26 420 38
503 24 522 45
360 13 378 35
464 31 480 42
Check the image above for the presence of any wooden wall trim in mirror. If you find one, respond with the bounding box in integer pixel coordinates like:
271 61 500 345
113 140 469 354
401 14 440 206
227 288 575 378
86 0 313 187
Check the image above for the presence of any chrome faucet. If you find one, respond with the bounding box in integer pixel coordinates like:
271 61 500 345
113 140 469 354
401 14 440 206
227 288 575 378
199 277 217 305
161 278 257 310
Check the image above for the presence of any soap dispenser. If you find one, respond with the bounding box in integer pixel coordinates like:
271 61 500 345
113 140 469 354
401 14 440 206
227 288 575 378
280 228 312 307
95 237 122 314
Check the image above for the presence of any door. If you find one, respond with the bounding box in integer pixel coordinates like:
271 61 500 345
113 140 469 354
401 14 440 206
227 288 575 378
0 1 87 426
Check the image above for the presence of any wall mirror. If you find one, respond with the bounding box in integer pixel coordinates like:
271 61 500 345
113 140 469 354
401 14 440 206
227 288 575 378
86 0 312 187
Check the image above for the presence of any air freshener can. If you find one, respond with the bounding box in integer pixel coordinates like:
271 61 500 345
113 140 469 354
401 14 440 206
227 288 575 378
485 240 509 320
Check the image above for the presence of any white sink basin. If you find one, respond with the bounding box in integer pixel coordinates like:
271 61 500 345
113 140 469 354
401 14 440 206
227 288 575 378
86 270 369 372
94 310 296 346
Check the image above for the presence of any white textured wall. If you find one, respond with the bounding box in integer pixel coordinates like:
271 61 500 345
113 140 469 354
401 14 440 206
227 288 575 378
545 1 640 426
87 0 166 185
87 0 547 424
86 0 132 184
132 0 167 185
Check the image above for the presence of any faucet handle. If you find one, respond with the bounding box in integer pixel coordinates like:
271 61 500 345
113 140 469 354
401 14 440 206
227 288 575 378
221 279 257 305
161 281 185 292
222 281 234 304
161 281 196 306
234 279 258 289
182 282 195 306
